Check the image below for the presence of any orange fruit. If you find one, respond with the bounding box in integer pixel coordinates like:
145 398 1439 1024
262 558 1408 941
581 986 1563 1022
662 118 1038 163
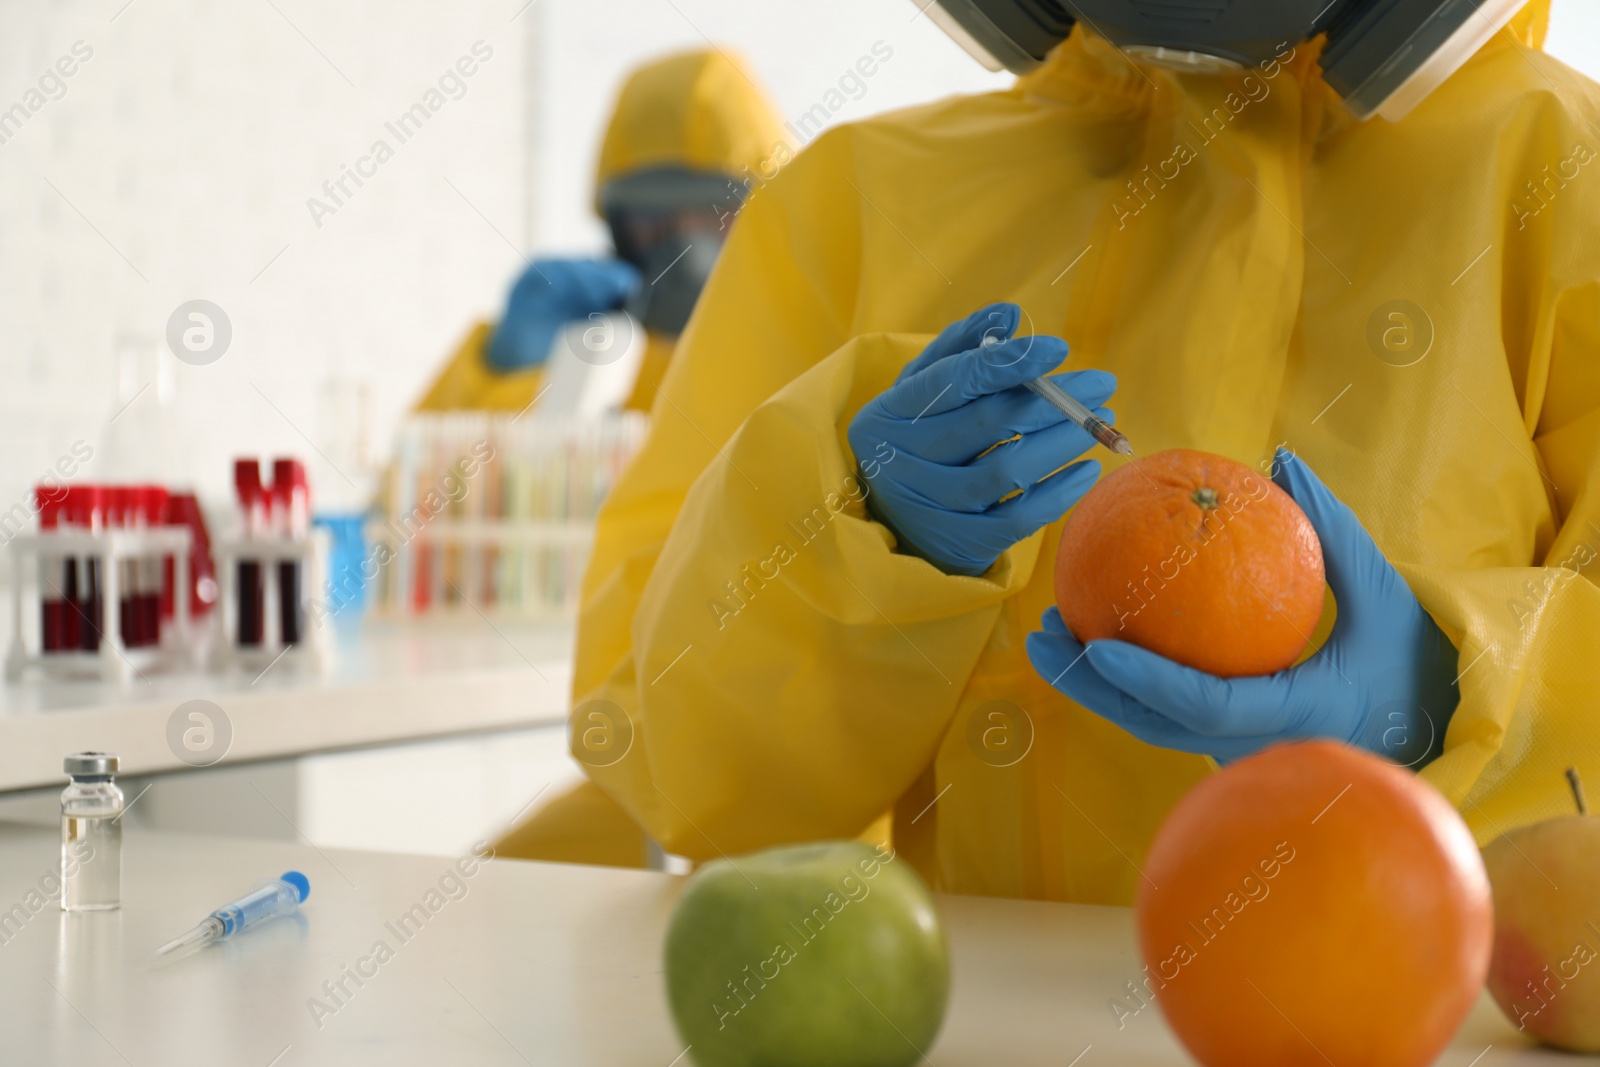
1136 741 1492 1067
1054 448 1324 677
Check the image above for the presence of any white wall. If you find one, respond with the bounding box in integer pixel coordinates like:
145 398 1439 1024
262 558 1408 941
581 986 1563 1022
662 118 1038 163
1548 0 1600 77
0 0 1003 524
529 1 1008 254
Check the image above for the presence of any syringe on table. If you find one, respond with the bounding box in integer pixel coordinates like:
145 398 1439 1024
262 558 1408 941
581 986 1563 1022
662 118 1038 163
153 871 310 964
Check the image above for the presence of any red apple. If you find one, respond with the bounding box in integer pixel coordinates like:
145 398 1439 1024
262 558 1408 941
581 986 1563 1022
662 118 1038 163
1484 769 1600 1051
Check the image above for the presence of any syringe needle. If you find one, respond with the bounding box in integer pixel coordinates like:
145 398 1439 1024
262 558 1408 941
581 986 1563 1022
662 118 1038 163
153 920 222 965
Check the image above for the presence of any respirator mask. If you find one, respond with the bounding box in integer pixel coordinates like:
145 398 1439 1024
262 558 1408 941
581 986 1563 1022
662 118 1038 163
921 0 1531 120
601 166 746 337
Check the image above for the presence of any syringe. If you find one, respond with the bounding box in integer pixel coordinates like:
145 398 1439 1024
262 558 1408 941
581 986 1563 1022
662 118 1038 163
153 871 310 964
1024 377 1134 456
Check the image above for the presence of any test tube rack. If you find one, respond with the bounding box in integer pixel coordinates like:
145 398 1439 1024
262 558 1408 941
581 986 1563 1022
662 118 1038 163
5 526 195 683
366 517 597 618
211 530 333 675
369 409 647 618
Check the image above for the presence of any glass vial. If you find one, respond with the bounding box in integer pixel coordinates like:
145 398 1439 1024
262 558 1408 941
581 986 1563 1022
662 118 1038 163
61 753 124 912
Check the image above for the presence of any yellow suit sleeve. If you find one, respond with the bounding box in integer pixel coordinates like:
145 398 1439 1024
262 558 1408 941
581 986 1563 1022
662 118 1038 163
621 331 676 413
1417 280 1600 835
572 132 1040 858
413 321 546 413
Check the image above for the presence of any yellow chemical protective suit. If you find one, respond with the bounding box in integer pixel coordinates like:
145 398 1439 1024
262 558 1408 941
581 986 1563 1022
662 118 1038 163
414 49 786 415
555 5 1600 902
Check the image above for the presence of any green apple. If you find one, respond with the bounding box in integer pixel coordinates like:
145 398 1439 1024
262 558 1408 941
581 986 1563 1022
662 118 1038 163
1484 769 1600 1052
664 840 949 1067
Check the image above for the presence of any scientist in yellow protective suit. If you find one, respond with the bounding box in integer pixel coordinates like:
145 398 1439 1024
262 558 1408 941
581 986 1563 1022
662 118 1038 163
514 0 1600 899
414 49 785 415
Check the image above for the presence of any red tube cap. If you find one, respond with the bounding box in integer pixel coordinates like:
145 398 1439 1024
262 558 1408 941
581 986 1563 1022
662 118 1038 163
235 459 263 504
62 486 105 527
271 458 307 495
34 485 68 528
138 486 170 525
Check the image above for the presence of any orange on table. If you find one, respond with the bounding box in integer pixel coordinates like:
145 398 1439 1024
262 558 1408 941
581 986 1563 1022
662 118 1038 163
1054 448 1323 677
1137 741 1492 1067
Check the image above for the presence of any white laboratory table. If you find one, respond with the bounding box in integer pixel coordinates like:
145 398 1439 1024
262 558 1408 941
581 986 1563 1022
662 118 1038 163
0 824 1562 1066
0 619 572 793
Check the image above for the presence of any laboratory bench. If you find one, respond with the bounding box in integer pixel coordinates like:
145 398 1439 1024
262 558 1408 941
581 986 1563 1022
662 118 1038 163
0 618 573 793
0 823 1561 1066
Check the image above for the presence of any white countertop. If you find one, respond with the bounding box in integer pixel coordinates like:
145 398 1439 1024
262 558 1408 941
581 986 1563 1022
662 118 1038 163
0 618 572 792
0 824 1561 1065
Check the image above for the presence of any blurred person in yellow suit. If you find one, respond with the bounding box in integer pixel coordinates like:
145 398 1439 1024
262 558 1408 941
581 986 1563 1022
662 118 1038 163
414 48 785 416
509 0 1600 898
489 48 787 867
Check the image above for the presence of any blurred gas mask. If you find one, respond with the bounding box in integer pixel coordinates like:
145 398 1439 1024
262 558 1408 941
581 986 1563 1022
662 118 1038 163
601 166 747 337
920 0 1531 121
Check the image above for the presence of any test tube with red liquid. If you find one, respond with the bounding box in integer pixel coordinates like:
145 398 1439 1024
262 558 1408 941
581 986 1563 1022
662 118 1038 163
35 487 69 653
271 459 309 646
105 488 138 647
235 461 266 647
140 488 168 646
67 486 105 651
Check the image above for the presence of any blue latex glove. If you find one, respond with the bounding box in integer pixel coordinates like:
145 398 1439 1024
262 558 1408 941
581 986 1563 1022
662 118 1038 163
847 303 1118 576
486 258 639 370
1026 448 1460 766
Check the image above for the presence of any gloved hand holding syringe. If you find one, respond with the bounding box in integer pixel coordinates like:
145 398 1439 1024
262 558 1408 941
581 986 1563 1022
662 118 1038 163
848 303 1132 577
152 871 310 964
